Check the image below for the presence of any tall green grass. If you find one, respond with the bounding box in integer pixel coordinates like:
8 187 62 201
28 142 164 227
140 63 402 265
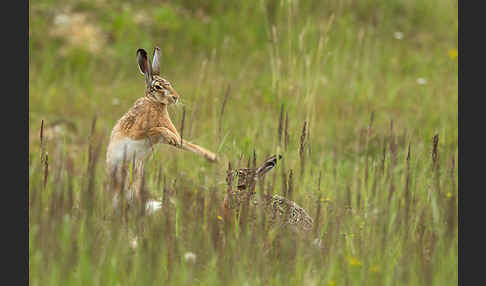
29 0 457 285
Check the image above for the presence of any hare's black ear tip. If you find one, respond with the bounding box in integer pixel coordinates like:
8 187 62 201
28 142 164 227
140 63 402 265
137 48 147 56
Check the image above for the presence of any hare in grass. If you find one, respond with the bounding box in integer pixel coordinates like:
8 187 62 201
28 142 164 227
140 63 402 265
106 47 218 211
222 154 314 234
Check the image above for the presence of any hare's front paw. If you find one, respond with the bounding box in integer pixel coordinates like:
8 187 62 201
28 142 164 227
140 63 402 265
160 129 180 146
206 153 218 162
166 136 177 146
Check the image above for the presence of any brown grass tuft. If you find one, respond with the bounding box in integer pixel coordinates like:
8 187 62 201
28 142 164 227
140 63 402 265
278 104 284 145
284 111 289 151
218 84 231 141
43 153 49 189
287 169 294 200
299 121 307 177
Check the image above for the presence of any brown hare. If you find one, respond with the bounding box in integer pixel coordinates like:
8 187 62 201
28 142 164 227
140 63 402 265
106 47 217 211
222 154 314 234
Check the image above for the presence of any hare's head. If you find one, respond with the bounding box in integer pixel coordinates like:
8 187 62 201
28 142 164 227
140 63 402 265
137 47 180 105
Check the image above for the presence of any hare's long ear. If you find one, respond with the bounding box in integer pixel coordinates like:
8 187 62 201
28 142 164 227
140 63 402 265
152 46 161 76
137 48 152 88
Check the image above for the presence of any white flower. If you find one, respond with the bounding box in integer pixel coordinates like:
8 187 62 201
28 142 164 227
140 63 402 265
184 252 197 263
145 200 162 214
130 237 138 249
112 98 120 105
416 78 427 85
394 31 404 40
54 14 70 26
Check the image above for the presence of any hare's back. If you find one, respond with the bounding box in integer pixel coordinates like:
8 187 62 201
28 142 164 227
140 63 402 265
106 97 162 172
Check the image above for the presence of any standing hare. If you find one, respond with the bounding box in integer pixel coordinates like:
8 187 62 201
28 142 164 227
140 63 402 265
106 47 217 211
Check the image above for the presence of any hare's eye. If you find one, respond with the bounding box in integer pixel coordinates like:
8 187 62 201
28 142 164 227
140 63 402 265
155 85 162 90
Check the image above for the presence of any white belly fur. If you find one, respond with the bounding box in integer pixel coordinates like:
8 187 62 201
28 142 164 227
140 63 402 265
106 138 153 170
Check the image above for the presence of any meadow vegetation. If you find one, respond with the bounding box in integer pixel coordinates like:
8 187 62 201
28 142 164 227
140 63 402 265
29 0 458 285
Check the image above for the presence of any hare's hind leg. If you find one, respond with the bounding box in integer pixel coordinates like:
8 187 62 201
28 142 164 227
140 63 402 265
107 161 130 199
128 159 148 208
128 160 163 214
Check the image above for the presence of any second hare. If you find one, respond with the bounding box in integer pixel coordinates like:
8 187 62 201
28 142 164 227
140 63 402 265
106 47 218 210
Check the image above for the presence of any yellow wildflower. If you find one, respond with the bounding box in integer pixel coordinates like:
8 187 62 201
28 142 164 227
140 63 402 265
370 265 380 273
217 215 223 221
328 280 336 286
448 49 458 60
349 257 361 267
446 192 453 198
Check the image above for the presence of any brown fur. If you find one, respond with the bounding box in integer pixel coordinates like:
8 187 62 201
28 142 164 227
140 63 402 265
106 48 217 209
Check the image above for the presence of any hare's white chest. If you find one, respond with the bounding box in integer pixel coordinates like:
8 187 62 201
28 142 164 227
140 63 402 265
106 137 153 169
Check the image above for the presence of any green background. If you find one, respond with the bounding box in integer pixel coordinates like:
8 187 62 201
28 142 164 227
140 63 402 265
29 0 458 285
